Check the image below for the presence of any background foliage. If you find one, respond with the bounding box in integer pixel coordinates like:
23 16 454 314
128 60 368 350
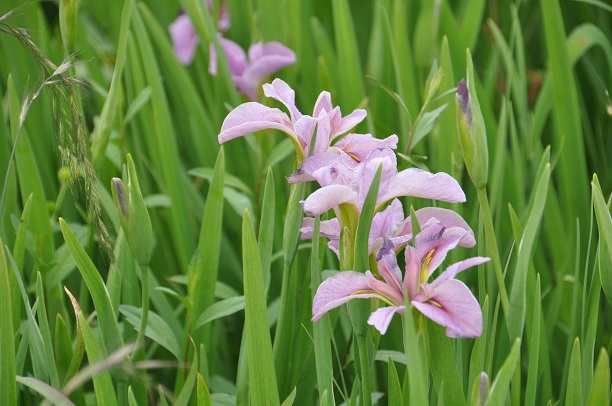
0 0 610 404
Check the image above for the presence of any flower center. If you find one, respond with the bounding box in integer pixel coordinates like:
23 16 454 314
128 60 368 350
419 249 435 286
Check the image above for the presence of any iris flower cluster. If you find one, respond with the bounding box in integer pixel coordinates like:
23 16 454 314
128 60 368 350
169 3 295 101
218 77 488 338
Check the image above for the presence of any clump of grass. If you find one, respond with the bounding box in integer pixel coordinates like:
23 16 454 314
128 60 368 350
0 5 112 259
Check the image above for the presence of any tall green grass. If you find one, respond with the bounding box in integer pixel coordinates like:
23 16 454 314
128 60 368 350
0 0 610 404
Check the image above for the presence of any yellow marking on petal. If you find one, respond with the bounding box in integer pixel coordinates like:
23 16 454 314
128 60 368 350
419 249 436 285
346 152 360 162
351 290 396 307
427 299 444 309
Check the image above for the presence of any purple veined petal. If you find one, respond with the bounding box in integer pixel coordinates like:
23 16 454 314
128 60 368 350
313 91 333 116
209 37 248 76
332 109 368 139
169 14 200 65
312 271 383 321
287 151 344 184
248 41 296 64
375 249 404 295
328 239 340 258
369 199 405 253
301 185 359 217
333 133 398 163
413 222 464 276
300 217 340 240
241 47 296 101
379 168 466 206
413 207 476 248
367 305 405 334
412 279 483 338
218 102 295 144
312 110 332 156
430 257 490 289
393 207 476 249
365 271 404 305
262 78 302 122
403 246 421 300
293 115 319 150
356 153 397 210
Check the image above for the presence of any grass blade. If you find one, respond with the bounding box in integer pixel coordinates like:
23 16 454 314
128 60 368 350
258 168 275 290
60 218 123 354
540 0 589 226
78 311 119 406
524 275 541 406
311 216 334 405
586 348 610 406
0 242 16 405
565 338 583 406
91 0 131 166
16 376 75 406
119 305 181 359
592 174 612 303
243 210 280 405
487 339 521 405
427 319 466 406
507 149 550 340
189 147 225 346
332 0 366 109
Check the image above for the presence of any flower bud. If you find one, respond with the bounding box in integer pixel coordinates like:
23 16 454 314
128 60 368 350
111 154 153 266
477 372 490 405
60 0 77 53
456 49 489 189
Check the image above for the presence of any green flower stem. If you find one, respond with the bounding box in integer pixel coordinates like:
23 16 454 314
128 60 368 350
133 265 149 355
356 334 372 406
476 186 509 318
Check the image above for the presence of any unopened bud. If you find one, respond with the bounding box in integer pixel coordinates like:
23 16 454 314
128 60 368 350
478 372 489 406
455 49 489 189
111 154 153 266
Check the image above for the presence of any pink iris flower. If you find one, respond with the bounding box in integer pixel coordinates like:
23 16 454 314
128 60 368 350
297 147 466 218
168 2 230 65
312 219 490 338
300 200 476 258
218 79 367 162
209 39 296 101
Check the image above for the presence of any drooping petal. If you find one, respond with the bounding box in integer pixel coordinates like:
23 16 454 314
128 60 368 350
357 152 397 210
218 102 294 143
414 207 476 247
300 217 340 240
430 257 490 289
333 133 398 163
312 271 383 321
240 43 296 101
262 78 302 122
412 279 482 338
209 37 248 76
169 14 200 65
367 305 405 334
301 185 359 217
287 151 343 184
379 168 466 205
